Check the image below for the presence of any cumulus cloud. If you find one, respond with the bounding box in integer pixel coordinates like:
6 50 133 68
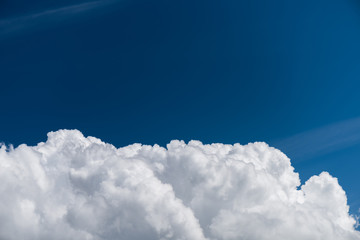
0 129 359 240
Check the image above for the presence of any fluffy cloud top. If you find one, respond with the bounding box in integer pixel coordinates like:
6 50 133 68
0 130 358 240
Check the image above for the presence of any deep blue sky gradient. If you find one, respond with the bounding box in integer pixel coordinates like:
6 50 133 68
1 0 360 216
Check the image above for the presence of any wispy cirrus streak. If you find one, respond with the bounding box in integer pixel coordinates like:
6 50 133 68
273 117 360 161
0 0 116 37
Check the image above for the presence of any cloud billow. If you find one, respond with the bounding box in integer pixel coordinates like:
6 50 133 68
0 130 358 240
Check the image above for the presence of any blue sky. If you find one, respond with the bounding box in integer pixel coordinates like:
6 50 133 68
1 0 360 217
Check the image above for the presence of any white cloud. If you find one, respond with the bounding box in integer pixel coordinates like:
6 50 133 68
0 129 358 240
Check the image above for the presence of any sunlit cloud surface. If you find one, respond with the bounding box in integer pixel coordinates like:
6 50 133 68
0 130 359 239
